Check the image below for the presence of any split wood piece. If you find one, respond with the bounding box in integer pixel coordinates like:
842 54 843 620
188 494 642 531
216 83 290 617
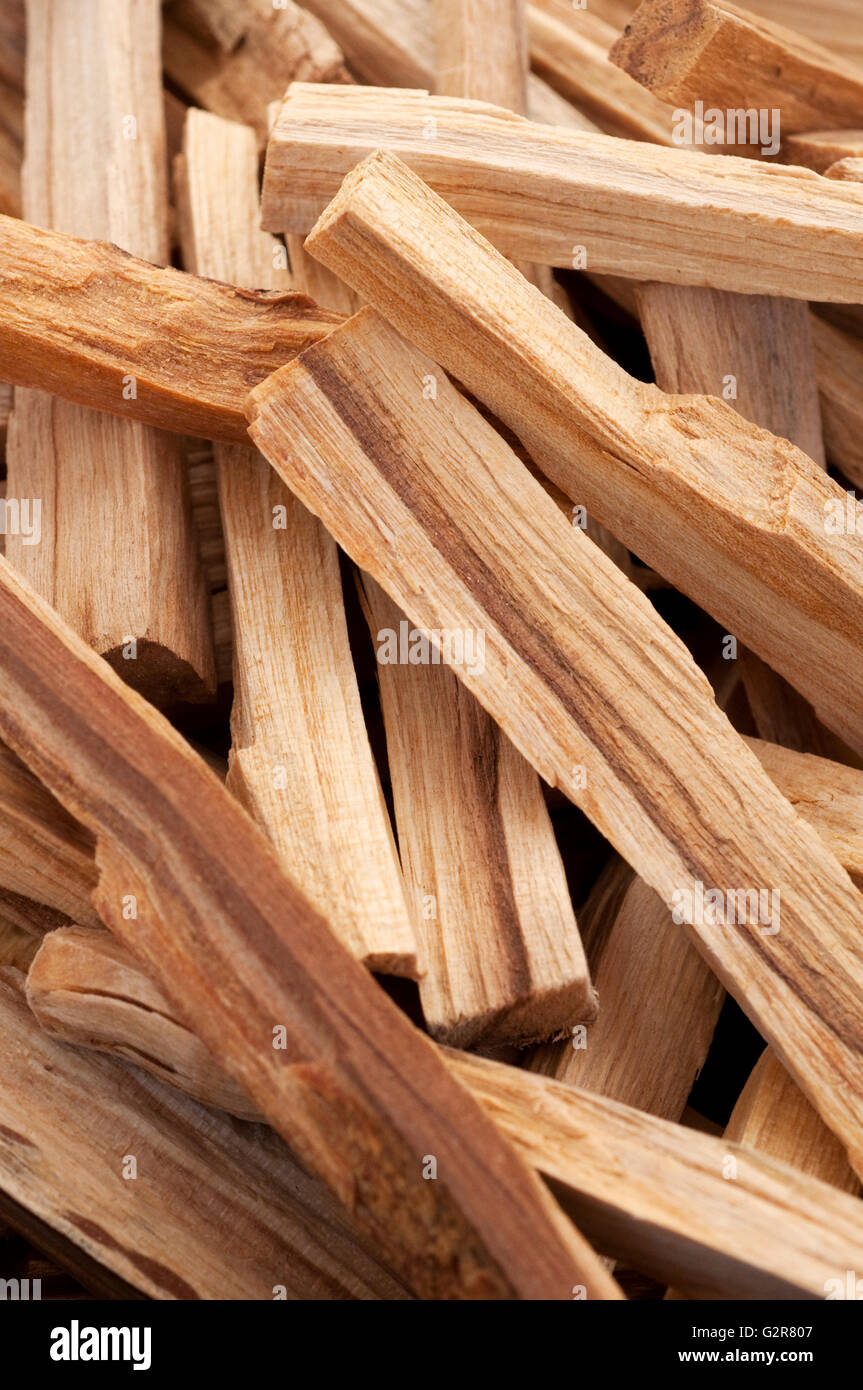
0 741 99 929
263 84 863 302
27 926 259 1122
187 448 227 593
210 587 233 688
166 0 250 51
738 647 863 769
359 574 593 1044
633 280 839 765
784 130 863 175
435 0 528 114
0 77 21 217
0 889 75 938
726 1049 860 1195
451 1050 863 1299
0 556 617 1302
247 299 863 1177
745 738 863 887
304 153 863 760
827 158 863 182
163 0 350 148
0 969 410 1301
18 923 863 1296
530 866 723 1119
7 0 214 707
528 0 677 144
0 213 343 441
298 0 597 130
739 0 863 68
813 317 863 491
611 0 863 135
0 923 38 972
177 106 419 977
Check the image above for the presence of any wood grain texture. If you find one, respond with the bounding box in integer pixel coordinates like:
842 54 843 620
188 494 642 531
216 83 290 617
528 0 676 143
745 738 863 885
163 0 350 147
0 212 343 441
530 865 723 1118
0 968 410 1300
611 0 863 134
452 1050 863 1299
813 316 863 489
264 84 863 301
27 925 259 1122
0 552 617 1301
0 742 99 929
304 152 863 758
7 0 214 707
177 107 418 976
784 130 863 175
359 574 593 1045
0 77 21 217
246 300 863 1178
435 0 528 113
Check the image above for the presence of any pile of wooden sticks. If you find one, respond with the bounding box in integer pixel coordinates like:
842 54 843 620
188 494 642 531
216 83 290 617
3 0 863 1302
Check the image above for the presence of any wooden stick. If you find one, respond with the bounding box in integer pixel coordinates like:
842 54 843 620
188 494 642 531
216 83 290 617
0 741 99 930
359 574 593 1044
727 1049 859 1195
167 0 250 52
784 130 863 175
530 865 723 1118
263 83 863 302
0 212 343 441
812 316 863 490
435 0 527 113
740 0 863 68
6 0 214 707
303 151 863 759
247 300 863 1177
21 921 863 1299
0 968 410 1300
27 925 259 1121
0 924 38 972
452 1049 863 1299
0 77 21 217
528 0 676 144
611 0 863 134
176 107 418 977
163 0 350 147
745 738 863 885
0 551 618 1300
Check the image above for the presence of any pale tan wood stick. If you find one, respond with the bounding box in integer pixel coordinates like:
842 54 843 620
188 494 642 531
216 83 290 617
163 0 350 148
738 648 863 769
5 0 215 709
826 157 863 182
0 742 99 930
0 968 411 1300
0 212 343 441
27 925 260 1122
21 924 863 1299
739 0 863 67
726 1049 860 1194
264 83 863 301
299 0 597 129
435 0 528 113
451 1049 863 1299
612 0 863 134
813 316 863 491
528 0 677 144
784 130 863 174
247 302 863 1178
359 574 593 1045
303 152 863 760
530 865 724 1118
0 554 618 1301
744 738 863 885
166 0 249 51
176 107 419 977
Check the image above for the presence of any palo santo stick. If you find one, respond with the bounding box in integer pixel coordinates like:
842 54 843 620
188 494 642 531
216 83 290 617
0 741 99 929
0 969 410 1300
812 317 863 490
612 0 863 135
7 0 214 706
167 0 250 52
784 130 863 175
726 1049 860 1195
0 556 616 1301
745 738 863 885
451 1050 863 1299
530 867 723 1118
0 212 342 442
741 0 863 67
359 574 593 1044
163 0 349 148
177 107 418 976
303 152 863 759
247 300 863 1176
0 923 38 972
27 925 259 1122
528 0 676 144
264 83 863 302
435 0 528 114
